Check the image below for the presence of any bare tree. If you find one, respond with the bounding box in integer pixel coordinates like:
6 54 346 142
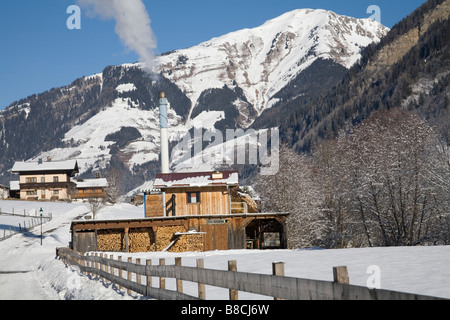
254 146 329 248
87 197 105 220
105 168 122 204
317 109 450 247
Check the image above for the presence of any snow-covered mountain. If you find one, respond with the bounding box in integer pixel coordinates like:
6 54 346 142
0 8 389 190
158 9 388 122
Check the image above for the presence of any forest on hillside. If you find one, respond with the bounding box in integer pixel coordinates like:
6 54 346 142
255 109 450 249
252 5 450 154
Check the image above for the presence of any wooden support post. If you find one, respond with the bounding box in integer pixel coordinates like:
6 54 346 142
146 259 152 288
197 258 206 300
127 257 132 295
272 262 285 300
124 228 129 253
333 266 349 284
153 227 158 252
228 260 238 300
159 258 166 290
175 257 183 293
136 258 141 285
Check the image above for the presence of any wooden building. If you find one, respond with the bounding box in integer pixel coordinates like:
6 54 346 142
11 159 79 201
147 171 239 217
70 170 289 253
73 178 108 200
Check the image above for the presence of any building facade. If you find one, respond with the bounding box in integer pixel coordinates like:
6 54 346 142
73 178 108 200
11 159 79 200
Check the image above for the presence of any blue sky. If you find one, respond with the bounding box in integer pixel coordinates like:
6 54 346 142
0 0 427 109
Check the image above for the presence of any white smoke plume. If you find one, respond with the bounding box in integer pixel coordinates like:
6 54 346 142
77 0 158 73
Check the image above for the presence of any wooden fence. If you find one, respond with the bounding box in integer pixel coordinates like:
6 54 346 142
0 210 52 241
55 247 445 300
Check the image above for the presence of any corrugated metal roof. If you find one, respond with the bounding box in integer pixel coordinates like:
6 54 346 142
154 171 239 188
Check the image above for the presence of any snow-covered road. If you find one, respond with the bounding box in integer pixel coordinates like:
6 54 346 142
0 201 88 299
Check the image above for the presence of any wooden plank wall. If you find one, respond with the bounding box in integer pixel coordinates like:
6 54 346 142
146 194 164 217
165 186 230 216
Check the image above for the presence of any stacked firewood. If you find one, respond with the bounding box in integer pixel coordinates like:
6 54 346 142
97 230 124 252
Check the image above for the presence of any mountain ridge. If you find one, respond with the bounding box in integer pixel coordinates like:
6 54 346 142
0 8 390 192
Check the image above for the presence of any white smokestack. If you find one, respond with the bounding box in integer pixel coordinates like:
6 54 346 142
159 92 170 174
77 0 158 73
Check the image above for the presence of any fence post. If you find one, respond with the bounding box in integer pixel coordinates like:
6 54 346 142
175 257 183 294
272 262 285 300
94 253 98 273
101 253 105 280
228 260 238 300
118 256 123 290
136 258 141 286
146 259 152 288
333 266 349 284
159 258 166 290
109 254 114 278
197 258 206 300
127 257 132 295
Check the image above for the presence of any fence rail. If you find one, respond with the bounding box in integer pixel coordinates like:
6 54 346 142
56 247 444 300
0 210 52 241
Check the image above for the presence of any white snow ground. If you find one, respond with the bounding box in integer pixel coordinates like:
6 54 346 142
0 200 449 300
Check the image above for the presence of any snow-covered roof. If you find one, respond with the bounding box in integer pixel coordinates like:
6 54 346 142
9 181 19 191
73 178 108 189
154 171 239 188
12 160 79 173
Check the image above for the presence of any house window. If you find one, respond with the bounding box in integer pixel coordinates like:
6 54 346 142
26 177 37 183
187 192 200 204
53 190 59 195
53 176 59 182
26 190 37 196
41 177 45 183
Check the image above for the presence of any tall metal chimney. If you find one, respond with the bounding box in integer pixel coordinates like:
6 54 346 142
159 91 170 174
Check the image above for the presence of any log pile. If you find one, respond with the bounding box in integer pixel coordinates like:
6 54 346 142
97 230 125 252
155 226 204 252
155 226 185 250
170 234 204 252
96 226 204 253
129 228 154 253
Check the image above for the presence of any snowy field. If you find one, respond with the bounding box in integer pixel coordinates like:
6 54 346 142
0 200 449 300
